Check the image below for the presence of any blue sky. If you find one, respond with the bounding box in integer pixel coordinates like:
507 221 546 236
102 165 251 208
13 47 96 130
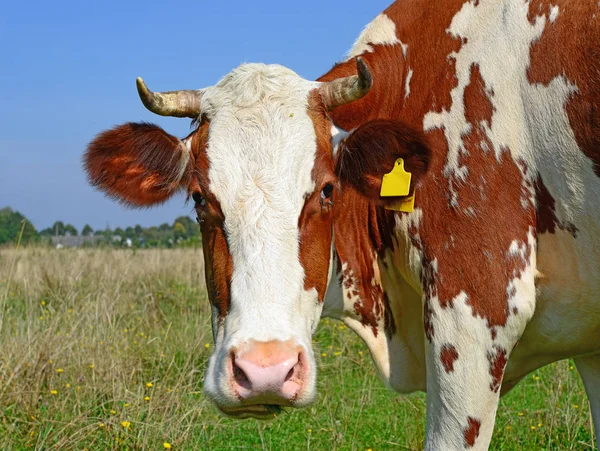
0 0 391 231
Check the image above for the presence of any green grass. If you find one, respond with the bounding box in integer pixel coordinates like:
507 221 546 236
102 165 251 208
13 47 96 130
0 248 595 450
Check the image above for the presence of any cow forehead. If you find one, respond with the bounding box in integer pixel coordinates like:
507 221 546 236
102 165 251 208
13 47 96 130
201 64 322 230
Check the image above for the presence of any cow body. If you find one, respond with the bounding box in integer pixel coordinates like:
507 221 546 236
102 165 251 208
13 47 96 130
84 1 600 449
321 1 600 448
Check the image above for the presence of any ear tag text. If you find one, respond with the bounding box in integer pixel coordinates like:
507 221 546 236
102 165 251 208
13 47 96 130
380 158 415 213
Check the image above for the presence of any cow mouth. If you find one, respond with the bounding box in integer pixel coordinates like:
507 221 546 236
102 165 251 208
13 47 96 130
217 404 286 419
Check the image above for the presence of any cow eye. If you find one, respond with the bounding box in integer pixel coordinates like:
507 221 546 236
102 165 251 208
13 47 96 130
192 192 206 207
320 183 334 200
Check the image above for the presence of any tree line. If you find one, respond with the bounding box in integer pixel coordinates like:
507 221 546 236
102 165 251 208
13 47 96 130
0 207 201 247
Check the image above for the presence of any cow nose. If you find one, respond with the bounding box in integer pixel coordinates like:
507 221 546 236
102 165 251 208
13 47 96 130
230 340 304 401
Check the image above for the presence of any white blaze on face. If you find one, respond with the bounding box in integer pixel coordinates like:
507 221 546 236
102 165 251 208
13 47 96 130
200 64 325 404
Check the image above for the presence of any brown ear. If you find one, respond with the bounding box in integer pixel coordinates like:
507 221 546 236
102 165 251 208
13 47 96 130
335 119 431 204
84 122 192 207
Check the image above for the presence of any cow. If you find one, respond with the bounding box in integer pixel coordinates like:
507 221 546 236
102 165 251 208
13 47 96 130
84 1 600 449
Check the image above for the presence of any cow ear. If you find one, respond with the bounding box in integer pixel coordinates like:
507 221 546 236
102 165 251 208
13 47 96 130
335 119 431 204
84 122 192 207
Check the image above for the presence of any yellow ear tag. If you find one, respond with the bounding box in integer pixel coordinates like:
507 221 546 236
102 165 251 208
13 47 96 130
380 158 415 213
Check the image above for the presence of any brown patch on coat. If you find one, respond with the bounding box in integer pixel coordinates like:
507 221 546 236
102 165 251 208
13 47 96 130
297 92 337 301
332 186 396 338
488 347 508 393
417 62 534 333
320 0 464 133
534 176 578 237
463 65 494 128
440 345 459 373
321 0 467 342
527 1 600 177
188 121 233 320
201 224 233 319
464 417 481 448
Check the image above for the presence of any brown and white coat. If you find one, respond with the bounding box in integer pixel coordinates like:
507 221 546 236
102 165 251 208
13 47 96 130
84 1 600 450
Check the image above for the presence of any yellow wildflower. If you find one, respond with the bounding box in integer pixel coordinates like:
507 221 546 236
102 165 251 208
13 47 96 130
144 396 150 401
56 368 64 373
121 421 131 429
50 390 58 395
321 353 327 357
146 382 153 388
163 443 172 449
205 343 210 349
65 383 71 388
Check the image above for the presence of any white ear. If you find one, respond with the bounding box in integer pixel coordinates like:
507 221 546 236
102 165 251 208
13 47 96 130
330 124 349 156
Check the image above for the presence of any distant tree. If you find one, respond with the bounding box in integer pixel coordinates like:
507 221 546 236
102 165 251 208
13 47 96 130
51 221 65 236
174 215 197 238
134 224 143 236
124 226 136 239
114 227 125 237
0 207 39 245
173 222 187 240
39 227 53 237
82 224 94 236
64 224 78 236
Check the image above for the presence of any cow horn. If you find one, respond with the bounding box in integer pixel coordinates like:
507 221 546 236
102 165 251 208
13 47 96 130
136 78 202 118
319 57 373 110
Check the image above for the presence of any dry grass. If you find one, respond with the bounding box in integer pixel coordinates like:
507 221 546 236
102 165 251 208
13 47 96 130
0 247 595 450
0 247 210 449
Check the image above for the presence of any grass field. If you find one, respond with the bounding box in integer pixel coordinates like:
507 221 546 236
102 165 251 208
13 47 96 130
0 248 595 450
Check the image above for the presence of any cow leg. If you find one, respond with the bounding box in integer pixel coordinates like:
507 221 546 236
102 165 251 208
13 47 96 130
574 354 600 448
422 293 533 451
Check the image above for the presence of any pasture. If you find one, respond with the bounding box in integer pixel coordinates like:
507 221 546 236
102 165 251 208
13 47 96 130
0 248 595 450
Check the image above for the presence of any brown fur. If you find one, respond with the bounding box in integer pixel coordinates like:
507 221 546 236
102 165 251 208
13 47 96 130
297 93 337 301
440 345 459 373
84 123 191 207
336 119 432 206
527 1 600 177
464 417 482 448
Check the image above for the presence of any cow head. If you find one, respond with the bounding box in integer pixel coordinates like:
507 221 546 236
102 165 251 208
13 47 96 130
84 58 430 418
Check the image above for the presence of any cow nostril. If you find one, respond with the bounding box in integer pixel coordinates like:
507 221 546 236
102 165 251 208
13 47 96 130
284 366 294 382
232 355 251 390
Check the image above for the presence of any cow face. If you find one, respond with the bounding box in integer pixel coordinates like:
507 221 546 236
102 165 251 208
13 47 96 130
84 59 430 418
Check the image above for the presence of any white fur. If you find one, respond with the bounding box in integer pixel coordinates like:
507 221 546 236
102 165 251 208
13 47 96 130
549 5 559 23
201 64 324 408
404 68 413 100
346 13 402 59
